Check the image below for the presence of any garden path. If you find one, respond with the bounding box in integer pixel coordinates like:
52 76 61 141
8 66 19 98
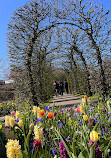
49 93 82 107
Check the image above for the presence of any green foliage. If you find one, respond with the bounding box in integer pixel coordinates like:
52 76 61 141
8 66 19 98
0 97 111 157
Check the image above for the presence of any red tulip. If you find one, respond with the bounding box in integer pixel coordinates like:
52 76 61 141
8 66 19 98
33 140 41 149
84 96 87 99
68 108 71 112
54 112 57 116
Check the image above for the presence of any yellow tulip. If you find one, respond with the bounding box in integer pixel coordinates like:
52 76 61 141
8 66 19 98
83 115 88 121
80 104 85 113
82 98 86 104
90 131 98 142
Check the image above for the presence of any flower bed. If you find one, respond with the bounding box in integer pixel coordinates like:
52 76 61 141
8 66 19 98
0 97 111 158
0 101 16 116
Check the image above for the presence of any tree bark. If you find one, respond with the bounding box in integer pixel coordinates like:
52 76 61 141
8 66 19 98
88 33 108 100
70 51 80 94
26 48 39 106
26 31 39 106
72 44 92 96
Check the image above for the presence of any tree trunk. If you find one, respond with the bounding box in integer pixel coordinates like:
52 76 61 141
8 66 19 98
26 51 39 106
72 44 92 96
89 33 108 100
26 33 39 106
70 52 80 94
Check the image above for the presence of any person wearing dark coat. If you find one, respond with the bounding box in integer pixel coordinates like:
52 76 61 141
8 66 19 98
64 79 68 94
59 81 64 96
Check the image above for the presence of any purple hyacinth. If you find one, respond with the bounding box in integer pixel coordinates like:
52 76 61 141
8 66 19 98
95 120 99 123
15 119 19 122
88 141 102 158
98 124 101 130
66 136 71 143
73 113 78 116
95 144 102 158
66 136 71 141
58 122 63 128
45 106 50 111
37 117 42 122
4 126 9 133
59 141 69 158
105 127 108 133
102 128 105 135
79 121 83 126
88 118 96 129
50 149 57 157
107 112 111 116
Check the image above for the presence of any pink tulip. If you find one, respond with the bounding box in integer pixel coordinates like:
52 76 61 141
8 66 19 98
11 111 15 115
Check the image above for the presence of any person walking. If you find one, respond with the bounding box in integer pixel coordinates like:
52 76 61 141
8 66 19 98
59 81 64 96
55 81 59 97
64 79 68 94
53 81 56 96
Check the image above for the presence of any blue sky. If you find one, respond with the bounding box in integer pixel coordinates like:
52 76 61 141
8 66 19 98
0 0 111 79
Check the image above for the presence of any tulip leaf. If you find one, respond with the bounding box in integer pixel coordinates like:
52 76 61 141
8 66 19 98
89 147 95 158
92 122 99 131
78 150 87 158
104 140 111 158
55 129 77 158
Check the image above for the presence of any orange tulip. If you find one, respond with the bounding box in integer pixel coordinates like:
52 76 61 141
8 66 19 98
39 110 45 116
48 112 53 118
